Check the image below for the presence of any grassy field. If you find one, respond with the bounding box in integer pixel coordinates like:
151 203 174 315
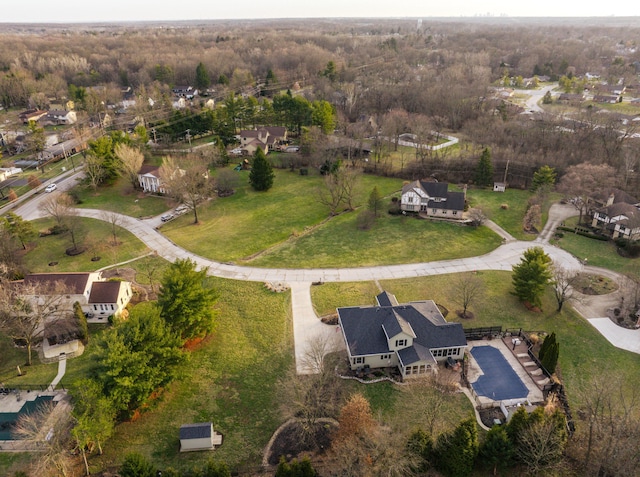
62 277 293 473
553 217 640 278
0 329 59 386
73 176 171 218
22 217 150 273
467 188 561 241
162 167 502 267
162 168 404 264
0 453 33 477
310 272 640 409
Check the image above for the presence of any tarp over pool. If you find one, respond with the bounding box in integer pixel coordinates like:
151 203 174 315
471 346 528 401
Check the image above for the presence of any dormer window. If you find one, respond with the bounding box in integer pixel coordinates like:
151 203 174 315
395 339 407 347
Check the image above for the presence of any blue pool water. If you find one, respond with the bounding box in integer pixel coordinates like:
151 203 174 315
471 346 528 401
0 395 55 440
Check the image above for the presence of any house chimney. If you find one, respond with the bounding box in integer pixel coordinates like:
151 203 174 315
606 192 615 207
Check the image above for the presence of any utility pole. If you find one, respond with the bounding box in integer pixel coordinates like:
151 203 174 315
503 159 510 184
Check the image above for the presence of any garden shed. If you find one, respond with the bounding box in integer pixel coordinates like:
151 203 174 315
179 422 222 452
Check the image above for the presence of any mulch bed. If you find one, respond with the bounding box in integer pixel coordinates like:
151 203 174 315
267 421 337 466
478 407 506 428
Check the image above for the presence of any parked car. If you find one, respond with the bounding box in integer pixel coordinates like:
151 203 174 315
161 214 174 222
45 183 57 193
175 204 189 214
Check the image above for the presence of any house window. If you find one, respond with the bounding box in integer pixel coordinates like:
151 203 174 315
381 354 391 360
407 197 413 203
432 209 437 214
419 365 426 373
94 305 97 311
353 357 364 365
453 211 457 215
110 304 114 310
395 339 407 348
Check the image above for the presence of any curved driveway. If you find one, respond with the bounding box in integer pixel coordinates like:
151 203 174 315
17 195 638 372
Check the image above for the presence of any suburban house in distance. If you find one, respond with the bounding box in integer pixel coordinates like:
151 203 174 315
400 180 466 218
338 291 467 379
239 126 287 155
138 165 164 193
591 189 640 240
20 272 132 321
45 109 77 125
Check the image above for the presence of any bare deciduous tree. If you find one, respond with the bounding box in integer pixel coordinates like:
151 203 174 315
13 400 74 477
160 155 214 224
114 143 145 190
84 153 106 191
552 266 580 312
450 272 484 319
0 278 73 365
100 210 123 245
557 163 616 225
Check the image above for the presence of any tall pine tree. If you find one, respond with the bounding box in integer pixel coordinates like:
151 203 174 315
511 247 553 309
475 147 494 187
249 147 275 191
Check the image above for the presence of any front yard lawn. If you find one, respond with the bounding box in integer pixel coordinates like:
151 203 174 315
553 217 640 278
468 188 561 241
73 177 171 218
162 168 404 265
23 217 150 273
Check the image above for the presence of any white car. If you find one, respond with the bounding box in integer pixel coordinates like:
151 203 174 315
160 214 174 222
45 183 57 193
175 204 189 214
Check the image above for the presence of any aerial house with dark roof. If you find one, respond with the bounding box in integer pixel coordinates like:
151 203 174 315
400 180 465 219
338 292 467 379
179 422 223 452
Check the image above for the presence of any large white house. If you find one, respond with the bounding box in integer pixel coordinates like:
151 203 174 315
400 180 465 219
20 272 132 321
338 292 467 379
239 127 287 155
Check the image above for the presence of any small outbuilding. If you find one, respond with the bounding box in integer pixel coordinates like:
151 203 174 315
493 182 506 192
179 422 222 452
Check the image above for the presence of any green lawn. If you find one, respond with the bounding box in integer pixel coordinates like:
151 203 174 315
0 330 59 386
251 211 501 268
311 273 640 408
162 168 405 264
73 176 171 218
553 218 640 278
162 167 501 268
62 277 293 473
23 217 150 273
467 188 560 241
0 453 32 477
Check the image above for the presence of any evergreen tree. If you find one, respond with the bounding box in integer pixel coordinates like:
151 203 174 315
475 147 494 187
158 258 218 340
511 247 553 308
249 147 275 191
2 212 35 250
119 452 155 477
479 426 514 476
201 459 231 477
434 418 478 477
531 165 557 192
538 332 556 362
195 62 211 90
541 341 560 374
407 428 434 472
73 301 88 343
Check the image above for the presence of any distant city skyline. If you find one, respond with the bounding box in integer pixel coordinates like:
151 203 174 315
1 0 640 24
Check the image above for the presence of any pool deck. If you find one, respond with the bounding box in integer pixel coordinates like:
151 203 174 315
466 339 544 407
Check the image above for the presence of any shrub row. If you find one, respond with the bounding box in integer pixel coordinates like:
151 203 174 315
556 226 608 241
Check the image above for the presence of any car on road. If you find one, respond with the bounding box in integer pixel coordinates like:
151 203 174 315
175 204 189 214
160 213 174 222
45 183 57 193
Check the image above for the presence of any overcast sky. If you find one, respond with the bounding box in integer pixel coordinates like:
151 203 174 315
1 0 639 23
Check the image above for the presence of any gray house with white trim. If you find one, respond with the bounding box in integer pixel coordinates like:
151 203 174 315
338 292 467 379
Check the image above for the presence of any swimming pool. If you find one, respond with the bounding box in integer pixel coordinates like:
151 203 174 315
0 395 55 440
470 346 529 401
